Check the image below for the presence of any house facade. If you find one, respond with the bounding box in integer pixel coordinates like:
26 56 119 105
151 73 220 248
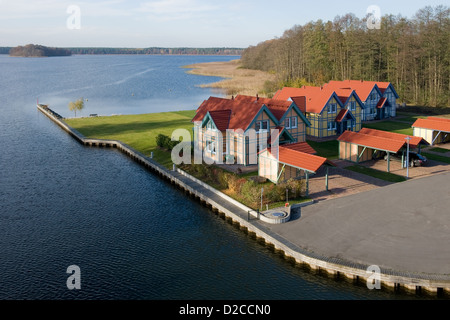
325 80 399 121
273 86 362 139
191 95 311 166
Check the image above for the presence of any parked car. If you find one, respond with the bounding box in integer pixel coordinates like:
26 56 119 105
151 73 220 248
384 151 427 167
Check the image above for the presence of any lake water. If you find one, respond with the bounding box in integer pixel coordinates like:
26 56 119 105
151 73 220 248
0 54 424 301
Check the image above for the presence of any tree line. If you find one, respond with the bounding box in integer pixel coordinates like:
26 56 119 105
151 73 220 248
1 46 243 56
241 5 449 107
9 44 71 57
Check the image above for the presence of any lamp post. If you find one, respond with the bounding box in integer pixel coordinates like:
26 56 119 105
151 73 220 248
405 136 411 179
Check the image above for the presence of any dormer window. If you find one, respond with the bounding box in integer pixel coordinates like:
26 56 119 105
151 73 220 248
256 120 269 132
327 103 337 114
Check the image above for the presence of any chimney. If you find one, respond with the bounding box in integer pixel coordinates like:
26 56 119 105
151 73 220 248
256 94 259 101
231 95 234 100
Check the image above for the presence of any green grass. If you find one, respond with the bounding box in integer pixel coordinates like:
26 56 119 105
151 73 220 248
344 165 407 183
428 147 449 154
395 112 427 123
422 152 450 164
306 140 339 159
362 120 413 135
65 110 196 168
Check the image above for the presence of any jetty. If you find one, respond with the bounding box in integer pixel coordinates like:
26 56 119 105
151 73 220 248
38 104 450 297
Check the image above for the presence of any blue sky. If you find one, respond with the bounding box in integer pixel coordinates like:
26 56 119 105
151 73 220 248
0 0 447 48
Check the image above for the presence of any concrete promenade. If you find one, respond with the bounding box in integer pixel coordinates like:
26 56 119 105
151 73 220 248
38 105 450 296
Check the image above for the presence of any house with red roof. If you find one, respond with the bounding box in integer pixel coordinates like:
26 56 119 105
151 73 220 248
324 80 399 121
258 142 334 186
412 117 450 145
273 86 362 138
191 95 311 166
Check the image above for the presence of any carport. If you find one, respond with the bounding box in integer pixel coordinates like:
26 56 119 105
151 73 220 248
258 143 335 196
337 129 428 172
412 117 450 146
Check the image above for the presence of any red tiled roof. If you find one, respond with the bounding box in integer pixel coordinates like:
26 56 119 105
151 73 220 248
273 86 337 114
359 128 426 148
192 96 263 131
427 117 450 123
376 97 387 109
335 109 349 122
234 95 292 121
281 142 317 154
278 146 328 173
338 130 406 153
412 118 450 133
325 80 387 100
208 110 231 131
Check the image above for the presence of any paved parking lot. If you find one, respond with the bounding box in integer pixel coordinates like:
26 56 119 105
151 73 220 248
307 150 450 202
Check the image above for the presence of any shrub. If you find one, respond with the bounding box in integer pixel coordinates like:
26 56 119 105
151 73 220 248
156 134 180 150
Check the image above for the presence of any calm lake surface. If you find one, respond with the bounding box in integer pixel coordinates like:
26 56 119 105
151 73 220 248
0 54 423 300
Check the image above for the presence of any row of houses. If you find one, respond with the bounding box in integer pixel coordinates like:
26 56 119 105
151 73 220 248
190 80 448 192
272 80 399 138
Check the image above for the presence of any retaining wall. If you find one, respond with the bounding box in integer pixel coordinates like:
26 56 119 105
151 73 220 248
37 104 450 297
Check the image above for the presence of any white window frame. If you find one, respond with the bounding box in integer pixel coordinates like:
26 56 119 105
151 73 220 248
291 116 298 129
327 103 337 114
285 117 291 129
349 101 356 111
256 120 269 133
327 121 337 131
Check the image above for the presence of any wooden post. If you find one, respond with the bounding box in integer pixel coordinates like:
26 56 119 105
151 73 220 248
305 172 309 197
387 152 390 172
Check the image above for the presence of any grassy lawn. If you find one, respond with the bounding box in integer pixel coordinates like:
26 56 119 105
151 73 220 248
65 110 196 168
362 120 414 135
395 112 427 123
422 152 450 164
306 140 339 159
344 165 407 183
428 147 449 154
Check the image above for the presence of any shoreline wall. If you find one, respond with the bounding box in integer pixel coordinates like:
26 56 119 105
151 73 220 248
37 104 450 297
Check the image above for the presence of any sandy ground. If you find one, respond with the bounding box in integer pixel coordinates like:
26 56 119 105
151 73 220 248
184 59 276 97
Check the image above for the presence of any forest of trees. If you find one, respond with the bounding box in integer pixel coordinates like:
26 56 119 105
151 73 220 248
241 5 449 107
67 47 243 55
9 44 71 57
1 46 243 56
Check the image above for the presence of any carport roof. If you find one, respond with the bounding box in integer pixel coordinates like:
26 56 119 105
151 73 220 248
264 144 334 173
338 130 406 153
359 128 427 148
412 117 450 133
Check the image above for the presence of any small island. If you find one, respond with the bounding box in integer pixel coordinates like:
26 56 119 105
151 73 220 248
9 44 71 57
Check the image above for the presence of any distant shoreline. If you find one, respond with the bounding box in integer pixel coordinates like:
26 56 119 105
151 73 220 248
184 59 276 97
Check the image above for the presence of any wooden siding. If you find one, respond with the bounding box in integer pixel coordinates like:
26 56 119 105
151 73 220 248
283 108 306 143
339 141 375 163
306 96 343 138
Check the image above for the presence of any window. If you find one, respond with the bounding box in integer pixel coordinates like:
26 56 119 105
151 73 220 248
206 120 215 130
327 103 337 114
206 140 216 154
347 121 354 130
327 121 336 131
291 116 298 129
256 120 269 132
349 101 356 111
285 117 291 129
